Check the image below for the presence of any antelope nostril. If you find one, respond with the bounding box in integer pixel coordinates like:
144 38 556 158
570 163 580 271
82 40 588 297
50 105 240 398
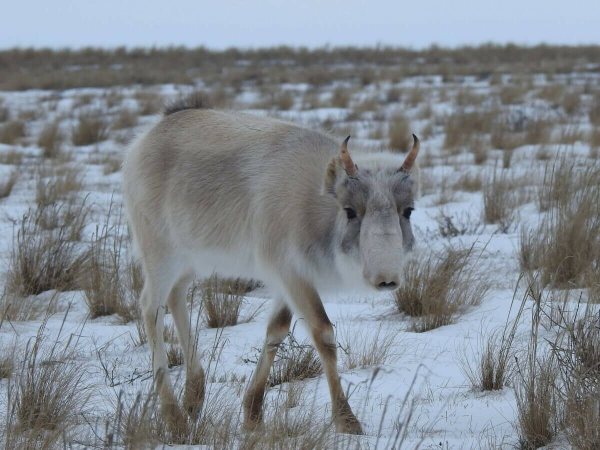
378 281 398 290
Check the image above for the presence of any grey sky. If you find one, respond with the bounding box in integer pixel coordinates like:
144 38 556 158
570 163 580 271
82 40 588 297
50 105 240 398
3 0 599 49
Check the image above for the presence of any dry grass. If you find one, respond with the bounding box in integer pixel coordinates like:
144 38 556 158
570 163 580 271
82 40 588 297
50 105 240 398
134 90 163 115
330 87 351 108
37 121 63 158
2 316 92 448
6 201 89 296
524 118 552 145
72 113 108 145
111 108 138 130
482 169 521 232
520 159 600 291
0 148 23 165
36 166 84 206
201 276 259 328
0 120 26 144
388 113 411 151
82 210 139 323
275 91 294 111
589 93 600 126
0 171 17 198
0 339 16 379
394 245 490 332
339 323 397 370
269 330 323 387
514 280 559 450
498 84 527 105
444 109 494 149
562 90 581 116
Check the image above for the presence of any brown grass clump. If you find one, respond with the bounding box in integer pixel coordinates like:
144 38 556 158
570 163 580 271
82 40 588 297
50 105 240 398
0 120 26 144
201 276 256 328
0 171 17 198
482 169 521 232
498 84 527 105
269 331 323 386
275 91 294 111
112 108 138 130
524 117 552 145
394 245 490 332
36 166 84 206
72 113 108 145
1 316 91 448
330 87 351 108
0 339 16 379
135 90 163 115
6 201 89 296
589 93 600 127
82 213 139 323
521 159 600 291
562 90 581 116
339 323 397 370
444 109 493 149
536 84 565 106
388 113 411 151
37 120 63 158
0 148 23 165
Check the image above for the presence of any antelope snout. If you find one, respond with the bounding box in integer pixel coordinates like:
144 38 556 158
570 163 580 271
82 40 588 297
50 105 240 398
372 274 400 291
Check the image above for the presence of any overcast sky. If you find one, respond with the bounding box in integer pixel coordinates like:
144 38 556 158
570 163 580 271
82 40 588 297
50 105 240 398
3 0 599 50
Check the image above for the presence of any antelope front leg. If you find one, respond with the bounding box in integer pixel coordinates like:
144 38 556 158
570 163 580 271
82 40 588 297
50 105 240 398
243 302 292 430
283 275 363 435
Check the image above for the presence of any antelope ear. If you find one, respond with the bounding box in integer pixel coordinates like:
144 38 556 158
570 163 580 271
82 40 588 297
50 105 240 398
322 156 343 196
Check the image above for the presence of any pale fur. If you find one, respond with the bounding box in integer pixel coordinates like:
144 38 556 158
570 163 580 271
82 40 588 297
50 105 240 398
122 108 418 434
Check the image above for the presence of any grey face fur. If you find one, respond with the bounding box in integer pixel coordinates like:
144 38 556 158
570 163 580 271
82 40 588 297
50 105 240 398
326 161 416 290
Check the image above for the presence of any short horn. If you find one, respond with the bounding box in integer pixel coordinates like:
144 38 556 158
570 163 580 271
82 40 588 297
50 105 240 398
401 134 420 172
340 135 357 177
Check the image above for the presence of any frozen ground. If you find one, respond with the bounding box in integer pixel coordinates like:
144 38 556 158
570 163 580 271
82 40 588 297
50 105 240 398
0 72 598 448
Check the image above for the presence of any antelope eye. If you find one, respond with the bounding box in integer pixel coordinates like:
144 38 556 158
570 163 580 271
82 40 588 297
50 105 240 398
344 208 357 220
403 207 414 219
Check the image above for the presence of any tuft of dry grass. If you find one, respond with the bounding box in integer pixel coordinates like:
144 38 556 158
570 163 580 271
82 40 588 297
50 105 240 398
275 91 294 111
521 158 600 291
394 245 490 332
135 90 163 115
82 204 139 322
330 87 351 108
482 169 521 232
201 276 258 328
0 339 16 379
36 166 84 206
112 108 138 130
589 93 600 126
388 113 411 151
6 201 89 296
2 316 92 448
0 148 23 165
444 109 494 149
562 90 581 116
37 120 63 158
72 113 108 146
524 117 552 145
269 330 323 387
0 171 17 198
498 84 527 105
339 323 397 370
0 120 26 144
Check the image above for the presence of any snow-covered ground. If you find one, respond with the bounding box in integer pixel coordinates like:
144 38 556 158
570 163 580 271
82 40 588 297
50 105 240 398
0 73 598 448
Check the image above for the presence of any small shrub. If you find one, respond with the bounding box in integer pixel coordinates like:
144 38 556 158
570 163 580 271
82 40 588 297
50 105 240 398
394 245 490 332
37 121 63 158
72 113 108 146
0 120 26 144
388 113 411 151
0 171 17 198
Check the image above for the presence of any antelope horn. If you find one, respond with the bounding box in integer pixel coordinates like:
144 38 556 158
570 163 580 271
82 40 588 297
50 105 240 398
340 135 357 177
400 134 420 172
